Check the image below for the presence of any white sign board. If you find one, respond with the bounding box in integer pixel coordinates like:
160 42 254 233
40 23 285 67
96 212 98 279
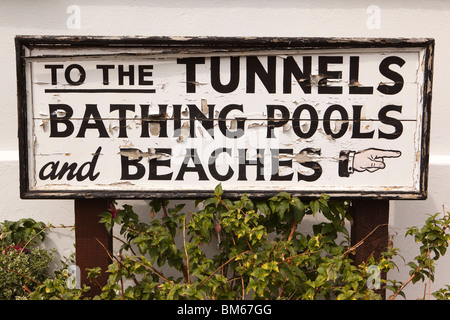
16 37 433 199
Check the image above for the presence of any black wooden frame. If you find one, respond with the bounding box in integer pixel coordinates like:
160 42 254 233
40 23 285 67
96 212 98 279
16 36 434 200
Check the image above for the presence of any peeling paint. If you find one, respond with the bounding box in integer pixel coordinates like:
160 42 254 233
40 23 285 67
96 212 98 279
149 122 160 136
118 148 170 160
39 119 48 131
201 99 209 114
247 122 266 128
310 74 326 86
176 122 190 142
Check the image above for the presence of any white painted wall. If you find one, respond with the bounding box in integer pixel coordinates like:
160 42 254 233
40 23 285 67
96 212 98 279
1 0 449 299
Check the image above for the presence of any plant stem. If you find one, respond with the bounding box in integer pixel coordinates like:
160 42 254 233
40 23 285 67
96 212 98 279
128 256 172 283
183 216 190 284
216 194 230 210
288 220 297 241
343 223 389 258
389 250 431 300
199 250 251 288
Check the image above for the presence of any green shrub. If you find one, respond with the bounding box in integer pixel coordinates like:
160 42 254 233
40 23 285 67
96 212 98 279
4 186 450 300
93 187 385 300
0 218 53 299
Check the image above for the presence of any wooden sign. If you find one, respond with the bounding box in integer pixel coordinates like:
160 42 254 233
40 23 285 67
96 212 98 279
16 36 434 199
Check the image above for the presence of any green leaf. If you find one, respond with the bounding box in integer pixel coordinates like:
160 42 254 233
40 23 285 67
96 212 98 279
326 264 338 281
149 200 162 213
204 197 216 207
277 200 290 219
277 192 291 199
168 204 185 215
214 183 223 197
255 201 271 215
321 207 334 221
310 200 320 215
194 199 203 207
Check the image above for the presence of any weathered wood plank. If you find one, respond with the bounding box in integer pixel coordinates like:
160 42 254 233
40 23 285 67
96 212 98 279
351 199 389 298
74 199 112 297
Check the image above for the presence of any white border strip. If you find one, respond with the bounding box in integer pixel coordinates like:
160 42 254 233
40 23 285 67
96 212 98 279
0 150 19 162
429 155 450 166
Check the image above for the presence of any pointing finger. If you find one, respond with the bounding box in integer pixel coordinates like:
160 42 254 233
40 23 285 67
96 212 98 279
370 149 402 159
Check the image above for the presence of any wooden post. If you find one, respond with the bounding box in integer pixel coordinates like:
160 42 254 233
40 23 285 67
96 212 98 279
351 199 389 299
75 199 112 297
